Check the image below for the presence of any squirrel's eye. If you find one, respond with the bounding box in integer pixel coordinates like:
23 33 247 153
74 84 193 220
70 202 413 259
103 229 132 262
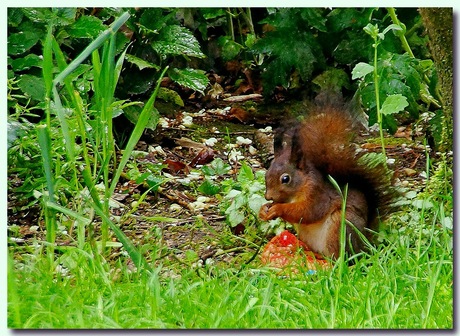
280 173 290 184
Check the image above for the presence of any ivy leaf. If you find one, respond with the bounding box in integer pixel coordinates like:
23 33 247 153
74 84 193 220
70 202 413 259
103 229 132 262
8 30 41 55
380 94 408 115
18 74 45 101
68 15 106 39
11 54 42 71
218 36 243 61
157 87 184 107
8 8 24 28
313 68 351 92
333 30 372 64
226 208 245 227
225 193 246 227
252 29 323 94
22 8 76 26
139 8 175 33
152 25 205 59
168 68 209 94
200 8 227 20
125 54 160 71
391 54 421 97
352 62 374 80
327 8 377 32
123 104 159 131
300 8 327 32
202 158 231 176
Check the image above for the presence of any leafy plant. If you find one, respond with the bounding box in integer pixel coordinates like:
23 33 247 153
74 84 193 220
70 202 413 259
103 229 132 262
118 8 209 103
219 162 282 235
251 8 326 95
17 11 169 273
198 158 231 196
352 9 440 137
126 161 168 192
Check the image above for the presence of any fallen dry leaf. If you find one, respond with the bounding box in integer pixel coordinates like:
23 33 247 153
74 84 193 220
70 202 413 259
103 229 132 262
190 148 215 167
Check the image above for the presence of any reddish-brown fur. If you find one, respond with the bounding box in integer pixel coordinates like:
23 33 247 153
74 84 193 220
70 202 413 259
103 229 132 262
259 105 396 258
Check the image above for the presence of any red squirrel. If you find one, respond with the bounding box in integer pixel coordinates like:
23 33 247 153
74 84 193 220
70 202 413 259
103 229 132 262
259 103 397 258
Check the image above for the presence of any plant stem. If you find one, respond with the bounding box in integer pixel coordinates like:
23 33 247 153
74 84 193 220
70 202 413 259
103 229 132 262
226 8 235 41
386 8 415 58
372 36 387 158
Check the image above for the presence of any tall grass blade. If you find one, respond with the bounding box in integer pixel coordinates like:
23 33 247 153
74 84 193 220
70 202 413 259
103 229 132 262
52 12 130 87
36 125 55 201
109 66 169 196
81 168 152 273
42 25 54 127
37 124 57 258
51 38 91 168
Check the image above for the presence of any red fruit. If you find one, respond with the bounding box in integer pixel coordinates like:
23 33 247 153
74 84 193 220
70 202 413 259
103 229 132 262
269 230 307 248
260 230 330 273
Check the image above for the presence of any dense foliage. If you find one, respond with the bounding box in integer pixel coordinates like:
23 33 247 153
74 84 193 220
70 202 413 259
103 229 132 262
7 8 452 329
9 8 441 129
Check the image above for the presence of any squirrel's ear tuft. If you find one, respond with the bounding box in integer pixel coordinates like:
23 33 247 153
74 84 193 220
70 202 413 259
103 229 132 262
274 122 298 155
289 131 304 169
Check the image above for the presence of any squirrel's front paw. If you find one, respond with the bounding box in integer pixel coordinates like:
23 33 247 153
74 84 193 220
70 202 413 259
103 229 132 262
259 203 279 221
258 203 272 220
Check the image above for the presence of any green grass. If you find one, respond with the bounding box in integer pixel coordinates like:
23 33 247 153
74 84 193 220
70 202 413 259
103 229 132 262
7 10 453 330
8 204 453 329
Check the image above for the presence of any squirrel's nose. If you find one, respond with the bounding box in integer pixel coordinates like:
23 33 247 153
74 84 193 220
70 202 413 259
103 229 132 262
265 191 273 200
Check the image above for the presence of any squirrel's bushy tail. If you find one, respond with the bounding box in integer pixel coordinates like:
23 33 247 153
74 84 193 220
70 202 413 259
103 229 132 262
293 103 398 229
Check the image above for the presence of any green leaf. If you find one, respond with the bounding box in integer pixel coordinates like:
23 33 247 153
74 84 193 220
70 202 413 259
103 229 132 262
22 8 76 26
157 87 184 107
202 158 231 177
7 119 26 148
8 31 41 55
380 94 408 115
200 8 227 20
248 194 266 214
18 74 45 101
333 30 372 64
123 104 160 131
139 8 174 33
198 179 221 196
313 68 351 92
21 8 53 23
36 125 55 201
390 54 421 96
185 250 199 262
352 62 374 80
251 28 323 94
245 34 257 48
68 15 106 39
218 36 243 61
226 208 245 227
363 23 379 39
300 8 327 32
382 23 403 35
327 8 376 32
237 163 254 184
152 25 205 59
109 65 168 197
125 54 160 71
8 8 24 27
168 68 209 94
11 54 42 71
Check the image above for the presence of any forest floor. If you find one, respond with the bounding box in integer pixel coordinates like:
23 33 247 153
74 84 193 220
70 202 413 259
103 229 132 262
7 98 431 273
